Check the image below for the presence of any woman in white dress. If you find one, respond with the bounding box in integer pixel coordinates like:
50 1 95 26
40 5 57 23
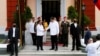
25 20 33 45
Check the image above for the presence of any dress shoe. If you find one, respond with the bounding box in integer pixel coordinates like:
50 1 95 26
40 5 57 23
10 53 14 56
63 44 66 46
63 45 68 47
76 49 80 51
37 49 39 51
15 53 18 56
41 49 44 51
49 48 54 50
71 49 74 51
16 54 18 56
55 49 58 51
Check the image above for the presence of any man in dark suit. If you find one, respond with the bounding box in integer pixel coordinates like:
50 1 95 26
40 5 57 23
70 19 81 51
8 23 20 56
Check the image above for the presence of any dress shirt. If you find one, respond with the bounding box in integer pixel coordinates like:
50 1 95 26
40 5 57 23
74 23 77 28
29 21 35 33
36 24 44 36
86 43 96 56
46 21 59 35
94 41 100 56
13 27 15 37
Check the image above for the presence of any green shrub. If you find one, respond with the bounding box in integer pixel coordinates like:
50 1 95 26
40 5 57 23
68 6 78 20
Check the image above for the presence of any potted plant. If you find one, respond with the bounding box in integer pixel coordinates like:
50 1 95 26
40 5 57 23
68 6 78 21
22 6 33 22
83 15 91 26
13 6 33 30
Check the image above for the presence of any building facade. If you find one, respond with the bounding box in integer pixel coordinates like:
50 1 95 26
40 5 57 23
0 0 100 35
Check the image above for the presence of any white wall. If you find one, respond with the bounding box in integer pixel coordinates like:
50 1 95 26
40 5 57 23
0 0 7 34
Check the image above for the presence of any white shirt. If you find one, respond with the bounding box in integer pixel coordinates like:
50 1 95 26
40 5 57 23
29 21 35 33
36 24 44 36
46 21 59 35
86 43 96 56
13 27 16 37
74 23 77 28
94 41 100 56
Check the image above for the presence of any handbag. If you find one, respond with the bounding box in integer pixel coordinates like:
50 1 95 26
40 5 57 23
7 44 11 53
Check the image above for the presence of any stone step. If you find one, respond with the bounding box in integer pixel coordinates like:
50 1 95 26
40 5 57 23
19 51 86 55
19 54 86 56
0 54 86 56
18 45 86 56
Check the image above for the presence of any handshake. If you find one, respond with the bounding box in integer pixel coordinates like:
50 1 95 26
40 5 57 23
44 29 47 32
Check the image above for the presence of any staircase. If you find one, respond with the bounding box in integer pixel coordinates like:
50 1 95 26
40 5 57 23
18 44 86 56
18 32 86 56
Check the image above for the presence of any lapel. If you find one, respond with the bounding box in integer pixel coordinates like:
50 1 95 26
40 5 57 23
73 23 76 28
73 23 78 28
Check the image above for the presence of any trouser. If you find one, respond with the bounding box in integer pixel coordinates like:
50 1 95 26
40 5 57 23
31 33 36 45
22 32 25 46
36 36 43 50
51 35 58 50
10 38 18 56
72 35 80 50
62 33 68 46
58 33 62 43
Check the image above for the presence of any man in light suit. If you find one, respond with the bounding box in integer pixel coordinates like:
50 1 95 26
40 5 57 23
8 23 20 56
70 19 81 51
46 17 59 51
29 17 36 45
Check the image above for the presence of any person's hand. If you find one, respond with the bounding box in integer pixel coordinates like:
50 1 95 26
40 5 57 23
70 34 72 37
8 39 10 42
7 39 10 44
60 32 62 35
57 34 59 37
18 39 20 42
44 29 46 31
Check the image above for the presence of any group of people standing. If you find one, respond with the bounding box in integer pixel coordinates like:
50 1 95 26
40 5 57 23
25 17 59 51
7 16 83 56
25 16 82 51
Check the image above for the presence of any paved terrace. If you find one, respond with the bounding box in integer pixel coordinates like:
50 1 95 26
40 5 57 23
0 34 86 56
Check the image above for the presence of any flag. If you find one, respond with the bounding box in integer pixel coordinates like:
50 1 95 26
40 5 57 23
94 0 100 10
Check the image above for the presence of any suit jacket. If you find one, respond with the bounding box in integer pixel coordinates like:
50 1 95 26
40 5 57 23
61 21 70 34
8 27 20 40
85 30 91 44
70 23 81 36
